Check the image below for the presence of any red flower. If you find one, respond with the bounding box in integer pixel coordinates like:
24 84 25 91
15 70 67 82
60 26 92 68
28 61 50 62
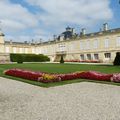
4 69 114 83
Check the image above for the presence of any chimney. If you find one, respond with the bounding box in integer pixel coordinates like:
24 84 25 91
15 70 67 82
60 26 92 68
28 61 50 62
35 41 37 45
10 39 12 44
29 41 31 45
39 39 42 44
53 35 57 40
24 41 27 44
81 28 86 35
72 28 75 35
103 23 108 31
31 39 34 43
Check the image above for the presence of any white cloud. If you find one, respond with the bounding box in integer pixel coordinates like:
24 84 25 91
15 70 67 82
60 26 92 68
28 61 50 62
0 0 113 42
5 34 50 43
26 0 113 26
0 0 38 32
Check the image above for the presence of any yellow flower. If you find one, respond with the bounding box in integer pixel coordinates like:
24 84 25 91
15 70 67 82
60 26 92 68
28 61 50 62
42 74 56 80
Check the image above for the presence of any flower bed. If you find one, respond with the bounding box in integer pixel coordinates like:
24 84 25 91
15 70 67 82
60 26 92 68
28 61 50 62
111 74 120 82
4 68 116 83
65 60 100 63
4 69 44 81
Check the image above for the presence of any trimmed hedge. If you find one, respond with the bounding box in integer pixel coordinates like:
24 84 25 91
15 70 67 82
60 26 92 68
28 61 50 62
10 53 50 63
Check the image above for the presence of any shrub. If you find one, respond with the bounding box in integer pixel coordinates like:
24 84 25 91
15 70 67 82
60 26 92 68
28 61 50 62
17 55 23 64
60 55 64 64
113 52 120 66
10 53 50 62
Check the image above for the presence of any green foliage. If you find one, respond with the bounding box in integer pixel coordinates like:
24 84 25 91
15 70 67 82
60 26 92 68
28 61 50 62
17 55 23 64
10 53 50 63
60 55 64 64
113 52 120 66
1 63 120 87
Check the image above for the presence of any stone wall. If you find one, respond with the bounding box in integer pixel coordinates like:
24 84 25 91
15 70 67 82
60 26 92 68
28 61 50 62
0 53 10 64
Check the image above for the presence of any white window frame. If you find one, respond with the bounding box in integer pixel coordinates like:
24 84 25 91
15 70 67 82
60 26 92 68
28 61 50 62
104 39 109 48
80 54 85 60
13 47 17 53
5 47 10 53
116 37 120 47
93 39 99 49
80 41 84 50
86 41 90 50
94 54 99 60
87 54 92 60
19 48 23 53
25 48 28 53
32 48 35 54
104 53 111 58
58 44 66 52
70 43 74 51
36 48 41 54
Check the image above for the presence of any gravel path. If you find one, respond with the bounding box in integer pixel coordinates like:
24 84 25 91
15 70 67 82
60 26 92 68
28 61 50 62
0 77 120 120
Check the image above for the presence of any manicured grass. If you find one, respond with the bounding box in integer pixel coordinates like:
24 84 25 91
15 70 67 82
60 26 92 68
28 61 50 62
0 63 120 87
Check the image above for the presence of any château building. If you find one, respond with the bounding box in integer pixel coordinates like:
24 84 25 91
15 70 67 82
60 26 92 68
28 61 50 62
0 23 120 63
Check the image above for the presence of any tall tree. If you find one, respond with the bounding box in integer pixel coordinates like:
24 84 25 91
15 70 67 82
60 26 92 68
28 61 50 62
113 52 120 66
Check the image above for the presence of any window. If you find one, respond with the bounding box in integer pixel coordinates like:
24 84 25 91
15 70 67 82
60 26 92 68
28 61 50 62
19 48 23 53
94 54 99 60
70 43 74 51
41 48 44 54
5 47 10 53
32 48 35 53
44 47 48 54
104 39 109 48
93 39 99 49
80 41 84 50
80 54 84 60
104 53 111 58
86 41 90 50
25 48 28 53
116 37 120 47
87 54 91 60
36 48 41 54
58 44 66 51
13 47 17 53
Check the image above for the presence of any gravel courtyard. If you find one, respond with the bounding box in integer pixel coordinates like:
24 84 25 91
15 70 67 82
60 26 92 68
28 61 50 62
0 77 120 120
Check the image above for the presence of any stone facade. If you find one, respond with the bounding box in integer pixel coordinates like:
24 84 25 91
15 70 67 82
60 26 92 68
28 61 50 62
0 32 10 63
0 24 120 63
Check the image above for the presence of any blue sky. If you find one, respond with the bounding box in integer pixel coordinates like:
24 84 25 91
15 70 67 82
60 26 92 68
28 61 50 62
0 0 120 42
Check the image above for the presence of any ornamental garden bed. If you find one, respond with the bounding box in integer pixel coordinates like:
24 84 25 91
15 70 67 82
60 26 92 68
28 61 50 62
1 63 120 87
4 68 120 83
65 60 100 63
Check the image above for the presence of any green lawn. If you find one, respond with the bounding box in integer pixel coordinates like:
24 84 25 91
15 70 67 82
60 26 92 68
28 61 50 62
0 63 120 87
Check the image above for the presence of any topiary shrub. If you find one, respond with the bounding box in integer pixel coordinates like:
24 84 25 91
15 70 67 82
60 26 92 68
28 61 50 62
113 52 120 66
60 55 64 64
